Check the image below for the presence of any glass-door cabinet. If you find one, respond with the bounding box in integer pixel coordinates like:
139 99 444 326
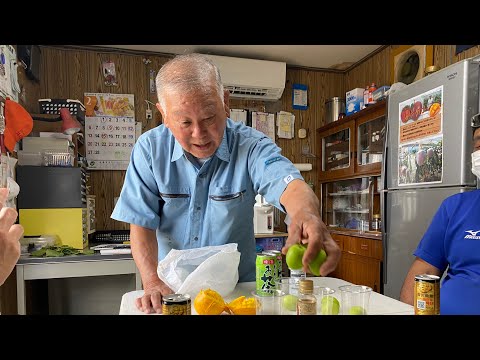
318 120 355 180
321 176 381 232
355 112 386 175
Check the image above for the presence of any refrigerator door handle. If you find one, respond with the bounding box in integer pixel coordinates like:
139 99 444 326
381 98 389 192
380 188 388 284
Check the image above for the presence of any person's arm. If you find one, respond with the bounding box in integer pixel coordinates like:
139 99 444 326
399 257 442 305
130 224 173 314
280 179 341 276
0 188 24 286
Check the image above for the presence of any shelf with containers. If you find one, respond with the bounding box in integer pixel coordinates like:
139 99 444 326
317 100 386 181
316 100 386 292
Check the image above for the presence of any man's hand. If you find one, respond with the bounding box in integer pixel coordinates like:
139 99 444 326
135 279 174 314
283 212 341 276
0 188 24 286
280 179 341 276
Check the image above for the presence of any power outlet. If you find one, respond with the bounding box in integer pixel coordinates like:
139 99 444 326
146 109 153 120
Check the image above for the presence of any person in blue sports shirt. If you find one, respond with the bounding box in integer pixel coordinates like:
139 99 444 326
111 53 341 314
400 118 480 314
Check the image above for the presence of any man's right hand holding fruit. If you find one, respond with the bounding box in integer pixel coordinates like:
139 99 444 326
279 179 341 276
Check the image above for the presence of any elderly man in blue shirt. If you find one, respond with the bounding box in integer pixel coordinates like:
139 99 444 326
112 53 341 314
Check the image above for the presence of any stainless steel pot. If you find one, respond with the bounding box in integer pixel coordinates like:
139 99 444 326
325 97 346 124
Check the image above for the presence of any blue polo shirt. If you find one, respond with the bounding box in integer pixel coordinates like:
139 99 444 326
111 118 303 282
414 189 480 314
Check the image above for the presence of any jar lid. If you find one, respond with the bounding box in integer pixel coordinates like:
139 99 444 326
325 97 345 104
299 279 314 293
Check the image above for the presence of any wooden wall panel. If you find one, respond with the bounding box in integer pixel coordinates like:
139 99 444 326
32 45 479 232
37 46 173 230
345 46 391 91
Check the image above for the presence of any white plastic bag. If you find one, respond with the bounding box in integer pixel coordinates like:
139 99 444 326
157 243 240 298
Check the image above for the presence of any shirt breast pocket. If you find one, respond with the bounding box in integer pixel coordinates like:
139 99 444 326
159 191 190 211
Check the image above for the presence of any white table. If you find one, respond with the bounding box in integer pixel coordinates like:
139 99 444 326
119 277 414 315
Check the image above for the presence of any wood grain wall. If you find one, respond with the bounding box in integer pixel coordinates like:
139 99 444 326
26 45 480 231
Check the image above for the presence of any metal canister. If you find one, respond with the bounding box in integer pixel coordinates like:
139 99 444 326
414 274 440 315
263 250 283 285
162 293 191 315
256 252 277 295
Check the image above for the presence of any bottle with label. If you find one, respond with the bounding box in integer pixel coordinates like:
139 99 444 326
368 83 377 105
371 214 381 232
296 279 317 315
289 268 306 296
363 85 369 109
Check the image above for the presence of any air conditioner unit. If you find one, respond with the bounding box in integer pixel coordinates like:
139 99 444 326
203 54 286 101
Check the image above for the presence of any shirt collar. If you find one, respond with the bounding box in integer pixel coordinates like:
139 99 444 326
170 127 231 163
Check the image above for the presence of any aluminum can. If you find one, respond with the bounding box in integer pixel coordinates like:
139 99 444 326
256 252 277 295
414 274 440 315
263 250 283 284
162 293 191 315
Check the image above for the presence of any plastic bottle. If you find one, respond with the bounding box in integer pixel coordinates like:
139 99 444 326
368 83 377 105
288 268 306 296
363 85 369 109
296 279 317 315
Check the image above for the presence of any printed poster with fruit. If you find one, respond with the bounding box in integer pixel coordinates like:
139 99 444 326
398 85 443 186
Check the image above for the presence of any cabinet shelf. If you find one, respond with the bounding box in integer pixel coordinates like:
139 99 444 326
325 141 349 150
327 209 369 214
329 190 369 196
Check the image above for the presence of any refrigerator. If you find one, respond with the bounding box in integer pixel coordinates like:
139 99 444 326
381 55 480 299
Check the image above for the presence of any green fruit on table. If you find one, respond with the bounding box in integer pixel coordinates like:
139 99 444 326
348 305 366 315
283 294 298 312
285 244 306 270
308 249 327 276
320 296 340 315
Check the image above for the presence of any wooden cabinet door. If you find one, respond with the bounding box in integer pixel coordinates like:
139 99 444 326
341 252 382 293
317 120 356 181
354 106 386 176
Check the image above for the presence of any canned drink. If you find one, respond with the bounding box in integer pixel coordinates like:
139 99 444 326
256 252 277 296
414 274 440 315
263 250 283 284
162 293 191 315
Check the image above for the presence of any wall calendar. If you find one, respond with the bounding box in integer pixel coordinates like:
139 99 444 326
84 93 135 170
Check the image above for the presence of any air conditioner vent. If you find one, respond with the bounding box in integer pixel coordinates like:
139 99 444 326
204 54 286 101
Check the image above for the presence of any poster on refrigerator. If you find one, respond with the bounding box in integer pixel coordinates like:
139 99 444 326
397 85 444 186
84 93 136 170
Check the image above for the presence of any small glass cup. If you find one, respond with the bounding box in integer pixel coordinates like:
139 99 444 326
314 286 339 315
338 285 372 315
251 289 286 315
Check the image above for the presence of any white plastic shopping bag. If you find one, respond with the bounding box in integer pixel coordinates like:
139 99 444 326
157 243 240 298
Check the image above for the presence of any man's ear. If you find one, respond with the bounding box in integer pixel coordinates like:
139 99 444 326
224 90 230 118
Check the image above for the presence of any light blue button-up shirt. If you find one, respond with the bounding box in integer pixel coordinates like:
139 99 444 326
111 118 303 282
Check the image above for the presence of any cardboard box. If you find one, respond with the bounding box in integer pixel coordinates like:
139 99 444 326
346 88 364 116
255 236 286 253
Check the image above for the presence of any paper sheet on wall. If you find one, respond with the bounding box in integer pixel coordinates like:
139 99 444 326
230 109 248 125
276 111 295 139
252 111 275 140
84 92 136 170
0 45 19 102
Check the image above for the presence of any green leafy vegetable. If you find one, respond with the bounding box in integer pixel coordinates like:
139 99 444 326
30 245 95 257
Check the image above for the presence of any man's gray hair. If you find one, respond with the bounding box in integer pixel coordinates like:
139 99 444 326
155 53 224 116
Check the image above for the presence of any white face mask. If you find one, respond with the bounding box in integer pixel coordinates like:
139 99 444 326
472 149 480 178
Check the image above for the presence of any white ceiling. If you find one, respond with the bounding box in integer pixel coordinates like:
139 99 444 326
97 45 384 70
